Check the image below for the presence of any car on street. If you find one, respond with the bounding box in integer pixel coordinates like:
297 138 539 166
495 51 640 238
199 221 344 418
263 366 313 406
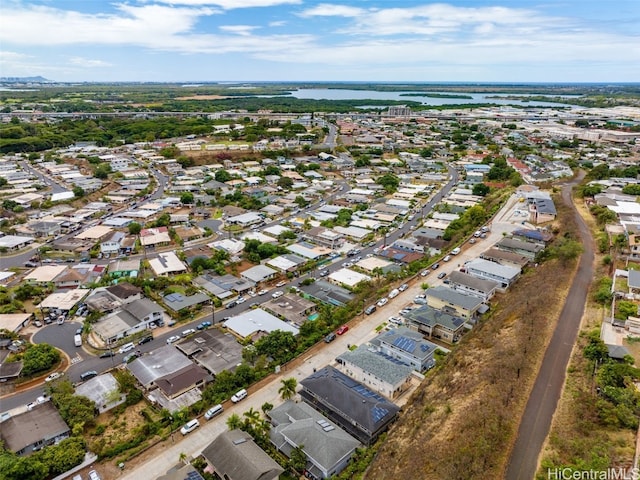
336 325 349 335
197 321 211 330
166 335 181 344
276 280 287 287
421 269 430 277
118 343 135 354
180 418 200 435
99 351 115 358
123 352 139 363
388 316 403 325
398 283 409 292
231 388 248 403
365 305 377 315
80 370 98 382
437 272 447 279
181 328 196 337
324 332 336 343
235 296 246 304
204 404 224 420
376 298 388 307
45 372 63 382
272 290 284 299
225 300 237 309
469 238 477 244
138 335 154 345
257 289 269 296
443 255 451 262
319 269 329 277
342 262 353 268
432 263 440 270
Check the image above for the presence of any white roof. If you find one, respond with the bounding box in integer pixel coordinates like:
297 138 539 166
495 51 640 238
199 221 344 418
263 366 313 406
24 265 67 283
609 201 640 215
266 256 299 271
333 226 371 239
0 235 34 248
75 225 113 240
38 289 90 310
223 308 299 338
148 252 187 275
328 268 372 287
50 191 74 202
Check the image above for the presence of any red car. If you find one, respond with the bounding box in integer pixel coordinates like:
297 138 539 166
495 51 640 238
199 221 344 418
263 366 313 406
336 325 349 335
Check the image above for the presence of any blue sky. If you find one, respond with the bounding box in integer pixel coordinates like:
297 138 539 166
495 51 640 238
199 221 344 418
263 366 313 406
1 0 638 82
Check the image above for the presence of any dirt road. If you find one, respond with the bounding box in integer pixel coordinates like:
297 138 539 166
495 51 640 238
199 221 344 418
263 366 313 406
505 173 594 480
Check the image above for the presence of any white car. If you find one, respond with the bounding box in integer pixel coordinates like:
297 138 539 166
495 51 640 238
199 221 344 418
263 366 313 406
181 328 196 337
388 316 403 325
235 297 246 304
272 291 284 299
376 298 388 307
257 289 269 296
276 280 287 287
166 335 181 344
180 418 200 435
44 372 63 383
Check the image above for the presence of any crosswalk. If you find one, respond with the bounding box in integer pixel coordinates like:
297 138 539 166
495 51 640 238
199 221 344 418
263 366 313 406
71 354 83 364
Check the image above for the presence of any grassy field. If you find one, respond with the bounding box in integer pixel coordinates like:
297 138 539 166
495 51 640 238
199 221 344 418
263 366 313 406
365 198 581 480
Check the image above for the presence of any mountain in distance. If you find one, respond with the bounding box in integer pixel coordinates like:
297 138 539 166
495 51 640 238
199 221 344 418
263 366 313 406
0 76 53 83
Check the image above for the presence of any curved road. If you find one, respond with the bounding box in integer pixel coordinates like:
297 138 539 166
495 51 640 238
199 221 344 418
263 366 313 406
505 172 593 479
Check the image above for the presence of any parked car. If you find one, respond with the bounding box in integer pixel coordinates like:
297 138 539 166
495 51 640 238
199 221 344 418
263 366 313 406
99 351 115 358
336 325 349 335
181 328 196 337
319 269 329 277
166 335 181 344
231 388 248 403
443 255 451 262
204 404 224 420
398 283 409 292
225 301 237 309
45 372 63 382
88 470 101 480
437 272 447 279
180 419 200 435
272 290 284 299
324 332 337 343
365 305 377 315
118 342 135 354
197 321 211 330
138 335 153 345
421 269 430 277
431 263 440 270
451 247 461 255
376 298 388 307
388 316 403 325
276 280 287 287
123 352 139 363
257 289 269 296
80 370 98 382
235 296 246 304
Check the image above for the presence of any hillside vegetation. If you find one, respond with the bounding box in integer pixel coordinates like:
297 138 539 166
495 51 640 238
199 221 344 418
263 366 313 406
365 200 580 480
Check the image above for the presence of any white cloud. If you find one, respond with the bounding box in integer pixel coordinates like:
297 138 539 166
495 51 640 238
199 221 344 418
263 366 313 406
69 57 113 68
219 25 258 35
141 0 301 8
299 3 365 18
269 20 286 27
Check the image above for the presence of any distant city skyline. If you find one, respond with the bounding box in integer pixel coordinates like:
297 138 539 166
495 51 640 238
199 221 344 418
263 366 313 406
1 0 639 83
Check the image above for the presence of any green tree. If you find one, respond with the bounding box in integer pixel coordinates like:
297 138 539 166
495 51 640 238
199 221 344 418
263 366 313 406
289 445 307 473
472 183 490 196
128 222 142 235
180 192 194 204
21 343 61 376
215 170 232 183
277 176 294 189
376 173 400 193
278 377 297 401
255 331 297 365
226 413 243 430
72 186 85 198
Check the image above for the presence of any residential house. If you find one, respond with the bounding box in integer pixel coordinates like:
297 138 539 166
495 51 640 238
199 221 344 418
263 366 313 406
269 401 360 480
368 327 438 372
261 293 316 326
100 231 125 256
92 297 164 344
480 247 530 270
194 273 254 300
495 237 544 260
148 251 187 277
303 227 345 249
139 227 171 248
299 366 400 446
425 286 485 320
299 279 355 307
74 373 126 413
0 402 70 456
336 345 414 400
404 306 466 344
201 429 284 480
464 258 521 290
241 264 278 284
223 309 299 341
446 271 500 301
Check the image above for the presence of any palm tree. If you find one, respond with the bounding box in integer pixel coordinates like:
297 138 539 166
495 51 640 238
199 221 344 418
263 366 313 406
279 377 297 401
243 407 261 426
226 413 243 431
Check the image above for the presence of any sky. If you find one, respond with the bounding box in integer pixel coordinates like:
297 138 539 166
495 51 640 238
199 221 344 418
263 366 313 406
1 0 639 83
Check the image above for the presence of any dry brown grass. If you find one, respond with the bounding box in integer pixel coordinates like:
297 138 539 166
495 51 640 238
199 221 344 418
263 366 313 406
365 195 581 480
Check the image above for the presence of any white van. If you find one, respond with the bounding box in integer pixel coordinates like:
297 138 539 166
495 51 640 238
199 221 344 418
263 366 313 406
74 334 82 347
451 247 461 255
205 404 224 420
118 342 135 354
180 418 200 435
231 389 248 403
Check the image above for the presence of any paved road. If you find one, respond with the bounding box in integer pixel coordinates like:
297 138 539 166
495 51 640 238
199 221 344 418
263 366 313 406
505 172 593 480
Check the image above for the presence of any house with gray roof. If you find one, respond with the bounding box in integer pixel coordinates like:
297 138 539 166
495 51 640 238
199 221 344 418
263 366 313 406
75 372 126 413
464 258 521 289
269 401 360 479
93 297 164 344
241 264 278 284
299 366 400 446
336 344 414 400
201 429 283 480
127 345 193 389
368 327 438 372
446 270 500 301
425 286 485 320
176 329 243 375
194 273 254 299
480 247 530 269
0 401 70 456
495 237 544 260
403 306 466 344
163 292 210 312
300 279 355 307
